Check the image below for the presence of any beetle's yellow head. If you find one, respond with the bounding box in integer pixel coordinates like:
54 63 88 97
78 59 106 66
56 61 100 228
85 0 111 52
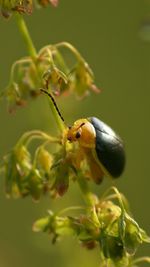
67 118 96 148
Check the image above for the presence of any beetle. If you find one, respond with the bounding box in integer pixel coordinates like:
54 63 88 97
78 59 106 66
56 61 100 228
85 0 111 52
41 89 125 183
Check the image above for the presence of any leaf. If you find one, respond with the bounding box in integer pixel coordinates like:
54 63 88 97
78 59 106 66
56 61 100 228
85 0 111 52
124 231 140 255
124 212 150 255
99 230 124 260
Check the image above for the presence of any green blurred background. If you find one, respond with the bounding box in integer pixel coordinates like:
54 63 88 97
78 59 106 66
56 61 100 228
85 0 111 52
0 0 150 266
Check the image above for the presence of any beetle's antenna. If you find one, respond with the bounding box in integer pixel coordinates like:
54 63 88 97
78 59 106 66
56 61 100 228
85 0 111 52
40 89 65 123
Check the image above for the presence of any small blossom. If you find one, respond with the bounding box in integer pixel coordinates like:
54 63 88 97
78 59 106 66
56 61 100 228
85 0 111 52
50 160 70 197
38 0 59 7
0 0 33 18
33 194 150 265
43 67 68 96
4 43 100 111
37 147 53 173
69 61 100 98
49 0 58 7
4 145 32 197
28 169 43 201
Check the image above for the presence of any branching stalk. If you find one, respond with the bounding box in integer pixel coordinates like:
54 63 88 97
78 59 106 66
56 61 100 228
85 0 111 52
15 13 37 60
15 130 59 148
55 42 84 63
77 175 97 206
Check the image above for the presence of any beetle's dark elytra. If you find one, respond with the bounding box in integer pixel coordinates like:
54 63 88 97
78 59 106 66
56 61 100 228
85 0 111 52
90 117 125 178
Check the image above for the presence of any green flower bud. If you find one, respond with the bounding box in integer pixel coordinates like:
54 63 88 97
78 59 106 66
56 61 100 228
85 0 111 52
33 216 51 232
50 162 69 197
69 61 100 98
37 147 53 173
97 201 121 228
28 169 43 201
43 67 68 96
124 214 150 255
4 146 31 197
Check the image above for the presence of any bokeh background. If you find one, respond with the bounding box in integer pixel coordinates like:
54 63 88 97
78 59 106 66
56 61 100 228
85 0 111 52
0 0 150 266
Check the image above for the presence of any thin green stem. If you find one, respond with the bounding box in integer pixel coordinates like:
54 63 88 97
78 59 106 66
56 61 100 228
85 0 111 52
57 206 85 216
15 130 60 148
9 57 32 85
55 48 69 72
13 17 67 132
101 186 125 211
55 42 84 63
132 256 150 265
15 13 37 60
39 45 69 73
77 175 97 206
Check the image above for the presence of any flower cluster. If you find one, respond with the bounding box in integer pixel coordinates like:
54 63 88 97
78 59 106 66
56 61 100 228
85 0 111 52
2 129 150 266
3 130 60 200
2 123 104 200
33 188 150 266
1 8 149 266
0 0 59 18
3 42 100 112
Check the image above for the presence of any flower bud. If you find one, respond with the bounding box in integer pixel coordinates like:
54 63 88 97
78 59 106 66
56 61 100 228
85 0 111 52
28 169 43 201
33 216 51 232
4 146 31 197
50 162 69 197
0 0 33 18
69 61 100 98
37 147 53 172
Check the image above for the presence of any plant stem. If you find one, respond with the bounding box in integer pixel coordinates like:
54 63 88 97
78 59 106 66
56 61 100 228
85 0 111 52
15 130 60 148
13 16 94 206
77 175 97 206
15 14 65 132
15 13 37 60
57 206 85 216
55 42 84 63
9 58 32 84
132 256 150 265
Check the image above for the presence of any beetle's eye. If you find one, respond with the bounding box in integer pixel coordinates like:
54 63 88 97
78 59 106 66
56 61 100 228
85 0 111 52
76 132 81 139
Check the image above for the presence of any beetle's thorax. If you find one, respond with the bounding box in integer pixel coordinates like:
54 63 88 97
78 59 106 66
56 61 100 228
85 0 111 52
67 118 96 148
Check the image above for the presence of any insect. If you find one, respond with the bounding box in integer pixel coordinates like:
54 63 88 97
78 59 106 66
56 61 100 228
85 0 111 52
41 89 125 183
